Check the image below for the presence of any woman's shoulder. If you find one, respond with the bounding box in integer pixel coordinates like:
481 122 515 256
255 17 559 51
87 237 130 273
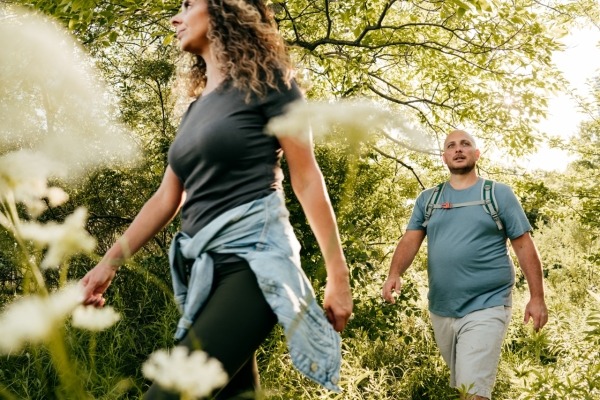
266 71 303 98
257 73 303 117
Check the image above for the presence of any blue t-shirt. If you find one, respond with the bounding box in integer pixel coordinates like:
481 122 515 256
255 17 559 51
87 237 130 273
407 178 532 317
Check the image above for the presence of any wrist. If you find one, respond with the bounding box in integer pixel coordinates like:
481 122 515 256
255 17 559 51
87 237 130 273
98 251 123 272
528 287 545 299
324 250 347 267
98 260 120 273
326 263 350 283
108 261 121 272
102 238 133 271
387 269 403 279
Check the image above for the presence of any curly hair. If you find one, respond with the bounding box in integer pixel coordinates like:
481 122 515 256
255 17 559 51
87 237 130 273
183 0 293 100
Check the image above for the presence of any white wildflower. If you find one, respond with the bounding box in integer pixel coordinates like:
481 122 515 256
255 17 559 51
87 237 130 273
71 305 121 331
46 187 69 207
142 346 228 399
0 150 66 217
0 6 139 183
266 100 436 154
18 207 96 269
0 283 83 354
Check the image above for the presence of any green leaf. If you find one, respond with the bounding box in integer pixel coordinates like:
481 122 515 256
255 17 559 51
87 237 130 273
162 33 174 46
449 0 475 12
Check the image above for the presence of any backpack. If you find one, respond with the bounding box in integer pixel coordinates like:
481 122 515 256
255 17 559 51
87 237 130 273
421 179 504 230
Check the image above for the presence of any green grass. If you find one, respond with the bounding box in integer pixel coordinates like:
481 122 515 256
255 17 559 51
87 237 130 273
1 219 599 399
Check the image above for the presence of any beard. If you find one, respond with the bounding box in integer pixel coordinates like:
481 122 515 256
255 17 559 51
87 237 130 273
447 161 476 175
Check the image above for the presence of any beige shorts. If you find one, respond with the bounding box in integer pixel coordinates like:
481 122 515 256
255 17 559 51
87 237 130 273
430 306 512 399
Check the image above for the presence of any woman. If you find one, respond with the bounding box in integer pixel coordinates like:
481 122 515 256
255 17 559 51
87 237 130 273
79 0 353 398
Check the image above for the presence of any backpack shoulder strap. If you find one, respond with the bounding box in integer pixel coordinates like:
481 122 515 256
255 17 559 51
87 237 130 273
481 179 503 230
422 182 445 228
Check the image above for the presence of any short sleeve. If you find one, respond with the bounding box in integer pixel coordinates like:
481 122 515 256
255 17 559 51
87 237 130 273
495 183 532 239
260 79 304 120
406 189 431 231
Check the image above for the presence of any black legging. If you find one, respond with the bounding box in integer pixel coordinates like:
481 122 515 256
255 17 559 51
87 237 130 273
144 259 278 400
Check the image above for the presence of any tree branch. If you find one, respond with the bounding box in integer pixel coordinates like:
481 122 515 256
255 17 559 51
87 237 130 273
371 146 426 190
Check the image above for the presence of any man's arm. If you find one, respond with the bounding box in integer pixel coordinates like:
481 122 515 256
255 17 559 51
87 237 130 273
382 229 426 304
510 232 548 331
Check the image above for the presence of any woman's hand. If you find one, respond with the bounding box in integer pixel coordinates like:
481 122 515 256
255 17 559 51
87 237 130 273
323 265 353 333
78 166 185 308
80 263 117 307
279 135 353 332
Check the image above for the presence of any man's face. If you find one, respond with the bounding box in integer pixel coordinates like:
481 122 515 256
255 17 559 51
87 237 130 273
442 131 480 175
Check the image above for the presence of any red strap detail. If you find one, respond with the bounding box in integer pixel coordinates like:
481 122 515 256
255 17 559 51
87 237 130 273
441 202 452 209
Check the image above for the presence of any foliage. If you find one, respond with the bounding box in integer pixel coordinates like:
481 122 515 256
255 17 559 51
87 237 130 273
10 0 591 161
2 0 600 399
9 0 179 47
563 114 600 231
285 135 422 283
539 73 600 263
509 222 600 400
275 0 587 157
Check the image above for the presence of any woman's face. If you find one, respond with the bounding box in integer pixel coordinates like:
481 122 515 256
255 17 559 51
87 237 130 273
171 0 211 55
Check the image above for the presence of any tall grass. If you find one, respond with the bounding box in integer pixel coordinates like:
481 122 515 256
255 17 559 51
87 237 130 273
256 218 600 399
2 214 599 399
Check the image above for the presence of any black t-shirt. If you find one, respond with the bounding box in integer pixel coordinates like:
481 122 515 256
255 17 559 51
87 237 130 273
168 78 303 236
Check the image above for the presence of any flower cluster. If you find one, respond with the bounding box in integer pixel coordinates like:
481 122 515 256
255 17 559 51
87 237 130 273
0 8 139 182
143 347 228 399
18 208 96 269
0 150 68 219
0 284 83 354
71 304 121 331
266 99 436 154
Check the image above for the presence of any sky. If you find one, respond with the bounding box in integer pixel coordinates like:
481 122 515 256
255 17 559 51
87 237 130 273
517 26 600 172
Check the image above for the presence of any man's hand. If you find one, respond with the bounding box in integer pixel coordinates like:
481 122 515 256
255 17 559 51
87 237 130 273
381 275 402 304
524 296 548 331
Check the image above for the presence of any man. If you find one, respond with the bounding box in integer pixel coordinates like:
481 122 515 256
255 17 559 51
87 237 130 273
382 130 548 400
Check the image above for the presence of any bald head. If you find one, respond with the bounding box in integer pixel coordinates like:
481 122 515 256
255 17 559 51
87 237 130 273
444 130 477 150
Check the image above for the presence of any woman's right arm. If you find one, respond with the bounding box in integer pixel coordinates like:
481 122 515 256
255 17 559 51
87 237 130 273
80 166 185 306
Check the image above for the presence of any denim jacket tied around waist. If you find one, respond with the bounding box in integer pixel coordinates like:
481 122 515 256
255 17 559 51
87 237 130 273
168 191 341 392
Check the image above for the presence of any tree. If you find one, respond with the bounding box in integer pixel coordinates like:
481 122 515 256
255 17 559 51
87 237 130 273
275 0 590 157
546 75 600 271
13 0 593 157
564 79 600 231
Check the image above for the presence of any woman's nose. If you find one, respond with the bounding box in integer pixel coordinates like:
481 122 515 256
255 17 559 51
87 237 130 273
171 14 181 27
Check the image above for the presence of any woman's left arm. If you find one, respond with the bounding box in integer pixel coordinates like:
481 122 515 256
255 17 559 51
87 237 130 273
279 135 353 333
